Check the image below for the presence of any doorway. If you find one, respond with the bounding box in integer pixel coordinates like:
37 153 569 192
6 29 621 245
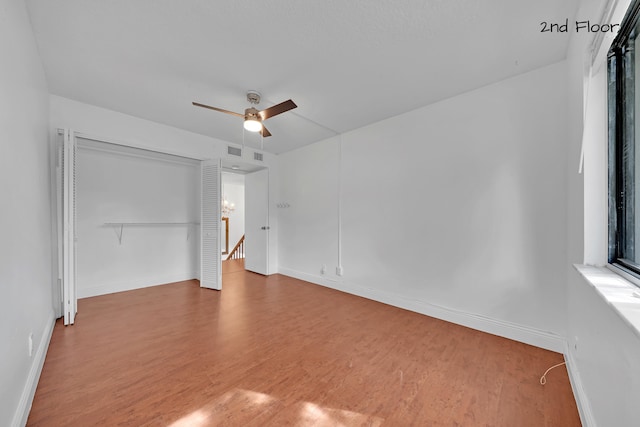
56 132 271 322
220 161 270 285
56 131 207 323
221 170 245 275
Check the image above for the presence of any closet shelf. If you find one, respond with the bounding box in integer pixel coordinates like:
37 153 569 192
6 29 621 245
104 222 200 244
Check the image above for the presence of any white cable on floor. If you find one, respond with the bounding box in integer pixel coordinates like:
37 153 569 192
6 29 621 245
540 362 566 385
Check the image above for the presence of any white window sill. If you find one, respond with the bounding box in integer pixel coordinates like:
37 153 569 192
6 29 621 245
574 264 640 339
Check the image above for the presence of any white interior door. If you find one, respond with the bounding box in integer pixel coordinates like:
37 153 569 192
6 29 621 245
245 168 269 275
60 129 77 325
201 159 222 289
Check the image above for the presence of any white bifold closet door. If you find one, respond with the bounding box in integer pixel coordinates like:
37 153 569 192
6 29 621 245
200 159 222 290
58 129 77 325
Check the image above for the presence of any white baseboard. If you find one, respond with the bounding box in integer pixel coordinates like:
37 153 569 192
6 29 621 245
278 267 566 353
12 310 55 427
77 273 198 298
564 348 596 427
278 269 594 426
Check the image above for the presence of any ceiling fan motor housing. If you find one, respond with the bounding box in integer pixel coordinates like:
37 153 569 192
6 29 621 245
244 107 262 122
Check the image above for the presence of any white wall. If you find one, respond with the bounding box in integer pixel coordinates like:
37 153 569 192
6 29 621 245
278 61 569 350
0 0 54 425
277 138 340 277
568 269 640 426
76 141 200 297
563 0 640 425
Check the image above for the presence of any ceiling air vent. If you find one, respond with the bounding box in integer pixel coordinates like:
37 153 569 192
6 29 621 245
254 152 263 161
227 146 242 157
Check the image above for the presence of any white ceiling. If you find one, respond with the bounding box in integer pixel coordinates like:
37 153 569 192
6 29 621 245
26 0 579 154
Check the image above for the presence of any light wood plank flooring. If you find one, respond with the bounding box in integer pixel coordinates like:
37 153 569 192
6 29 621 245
28 265 580 426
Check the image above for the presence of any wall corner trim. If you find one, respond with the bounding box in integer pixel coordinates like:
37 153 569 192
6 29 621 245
12 310 56 427
564 348 597 427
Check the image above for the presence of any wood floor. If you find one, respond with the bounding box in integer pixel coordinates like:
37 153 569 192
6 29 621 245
28 263 581 426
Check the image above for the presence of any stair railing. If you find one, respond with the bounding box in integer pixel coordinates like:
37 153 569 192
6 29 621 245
226 235 245 260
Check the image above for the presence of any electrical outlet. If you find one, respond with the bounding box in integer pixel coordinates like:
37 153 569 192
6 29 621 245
321 264 326 275
574 336 578 351
28 333 33 357
336 266 343 276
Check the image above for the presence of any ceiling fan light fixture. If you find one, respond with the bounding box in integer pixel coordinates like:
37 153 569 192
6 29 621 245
193 91 296 138
243 118 263 132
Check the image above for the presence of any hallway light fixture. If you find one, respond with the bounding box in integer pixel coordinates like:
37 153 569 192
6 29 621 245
222 197 235 216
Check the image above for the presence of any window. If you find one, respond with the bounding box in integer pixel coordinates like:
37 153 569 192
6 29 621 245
609 0 640 277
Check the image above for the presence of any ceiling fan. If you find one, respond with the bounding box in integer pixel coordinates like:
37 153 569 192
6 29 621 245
193 91 297 137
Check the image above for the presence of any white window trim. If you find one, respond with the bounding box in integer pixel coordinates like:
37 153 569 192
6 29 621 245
575 264 640 339
577 0 640 337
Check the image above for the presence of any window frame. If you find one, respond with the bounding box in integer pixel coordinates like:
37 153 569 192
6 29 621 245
609 0 640 280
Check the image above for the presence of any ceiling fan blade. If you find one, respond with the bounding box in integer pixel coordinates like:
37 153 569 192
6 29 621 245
260 125 272 138
192 102 244 118
259 99 297 120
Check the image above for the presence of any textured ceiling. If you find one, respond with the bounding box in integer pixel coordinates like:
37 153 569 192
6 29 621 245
26 0 579 154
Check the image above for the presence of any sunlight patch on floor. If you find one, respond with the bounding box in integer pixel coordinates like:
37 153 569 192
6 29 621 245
298 401 384 426
235 388 275 405
168 409 209 427
168 389 277 426
169 389 384 426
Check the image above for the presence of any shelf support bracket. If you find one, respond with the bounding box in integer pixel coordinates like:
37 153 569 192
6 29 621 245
113 223 123 245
